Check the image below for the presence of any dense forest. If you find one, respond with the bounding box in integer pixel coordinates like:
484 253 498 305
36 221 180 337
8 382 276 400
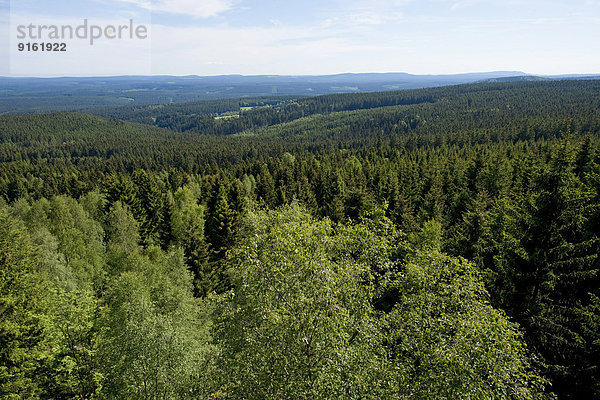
1 80 599 399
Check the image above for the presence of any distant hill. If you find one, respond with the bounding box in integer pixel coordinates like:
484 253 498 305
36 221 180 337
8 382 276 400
1 72 599 114
0 71 528 113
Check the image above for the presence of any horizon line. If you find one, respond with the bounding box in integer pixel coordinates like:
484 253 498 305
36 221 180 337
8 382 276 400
2 71 600 79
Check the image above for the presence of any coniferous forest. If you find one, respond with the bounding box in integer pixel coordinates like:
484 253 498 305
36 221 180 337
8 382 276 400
1 80 600 399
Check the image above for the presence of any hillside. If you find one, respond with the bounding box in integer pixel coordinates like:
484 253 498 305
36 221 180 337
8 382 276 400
1 80 599 398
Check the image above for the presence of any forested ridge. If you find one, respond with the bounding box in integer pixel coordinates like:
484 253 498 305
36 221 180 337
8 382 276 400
1 80 599 399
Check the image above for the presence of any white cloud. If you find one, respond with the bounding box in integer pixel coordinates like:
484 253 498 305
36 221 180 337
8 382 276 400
347 10 404 25
450 0 482 10
321 0 409 28
147 22 403 75
358 0 412 7
112 0 235 18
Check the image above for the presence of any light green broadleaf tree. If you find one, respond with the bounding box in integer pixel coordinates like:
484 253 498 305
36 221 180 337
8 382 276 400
215 206 548 399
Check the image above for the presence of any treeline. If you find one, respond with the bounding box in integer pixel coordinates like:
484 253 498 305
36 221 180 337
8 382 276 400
1 80 600 398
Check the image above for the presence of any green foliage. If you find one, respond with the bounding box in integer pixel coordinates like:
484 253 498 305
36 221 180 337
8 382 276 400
39 288 104 398
474 139 600 398
17 196 106 291
215 207 385 399
215 207 544 399
105 201 140 254
100 247 214 399
1 195 216 398
0 208 45 399
171 184 211 295
410 219 443 251
382 250 546 399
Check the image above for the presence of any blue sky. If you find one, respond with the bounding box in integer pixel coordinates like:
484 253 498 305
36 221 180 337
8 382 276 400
1 0 599 76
